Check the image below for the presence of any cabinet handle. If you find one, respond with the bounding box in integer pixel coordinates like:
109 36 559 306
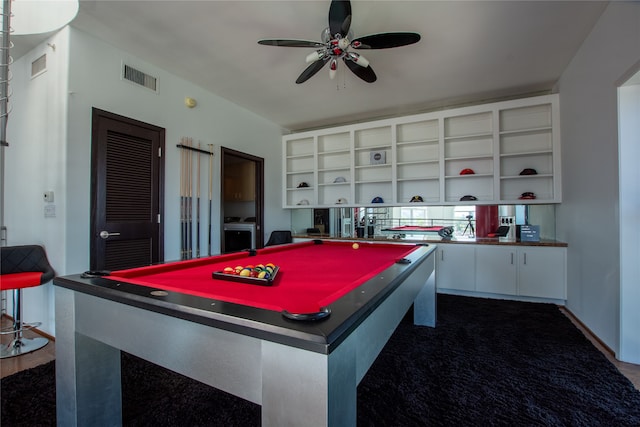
441 250 444 261
510 253 514 265
524 253 527 265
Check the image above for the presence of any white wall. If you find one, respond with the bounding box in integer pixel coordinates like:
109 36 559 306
618 76 640 363
556 2 640 357
5 26 289 337
65 26 288 276
5 28 71 336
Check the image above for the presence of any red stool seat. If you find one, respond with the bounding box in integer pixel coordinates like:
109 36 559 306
1 245 55 358
1 272 44 291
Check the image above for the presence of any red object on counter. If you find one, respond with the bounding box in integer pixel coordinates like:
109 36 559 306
475 205 499 238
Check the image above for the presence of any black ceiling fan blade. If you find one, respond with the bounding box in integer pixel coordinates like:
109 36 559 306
329 0 352 36
343 59 377 83
296 59 329 84
258 39 325 48
352 32 421 49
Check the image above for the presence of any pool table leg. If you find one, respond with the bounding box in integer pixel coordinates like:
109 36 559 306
262 337 357 426
413 256 437 327
55 287 122 427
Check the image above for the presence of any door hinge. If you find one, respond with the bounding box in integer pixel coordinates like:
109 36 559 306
157 214 161 224
158 147 162 157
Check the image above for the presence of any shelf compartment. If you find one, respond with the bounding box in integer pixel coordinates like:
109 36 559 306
445 157 493 176
354 149 390 167
318 169 350 186
500 153 553 177
397 179 440 204
318 151 350 170
317 132 350 153
397 119 438 143
499 104 551 132
354 126 392 150
500 176 554 202
286 188 314 207
318 186 350 206
285 137 314 157
355 165 392 183
444 136 493 158
286 156 314 173
444 175 494 203
396 143 438 163
500 128 552 155
397 162 439 181
444 112 492 138
286 172 313 190
355 182 392 205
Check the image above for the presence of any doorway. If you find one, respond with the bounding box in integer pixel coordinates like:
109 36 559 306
220 147 264 253
90 108 165 270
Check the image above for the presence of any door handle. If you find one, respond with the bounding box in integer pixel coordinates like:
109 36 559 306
99 230 121 239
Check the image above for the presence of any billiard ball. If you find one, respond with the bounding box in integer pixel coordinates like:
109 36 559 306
239 269 251 277
352 243 359 250
223 267 234 274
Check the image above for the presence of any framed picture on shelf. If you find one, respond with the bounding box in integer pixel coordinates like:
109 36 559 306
370 150 386 165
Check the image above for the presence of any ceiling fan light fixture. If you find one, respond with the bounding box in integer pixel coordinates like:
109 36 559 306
329 58 338 79
348 52 369 68
306 50 324 64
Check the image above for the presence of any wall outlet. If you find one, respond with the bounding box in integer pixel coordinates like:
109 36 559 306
44 191 54 202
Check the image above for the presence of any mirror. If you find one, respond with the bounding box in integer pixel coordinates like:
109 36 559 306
290 204 557 241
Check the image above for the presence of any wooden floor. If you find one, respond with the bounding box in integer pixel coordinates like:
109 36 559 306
1 314 639 390
560 307 640 391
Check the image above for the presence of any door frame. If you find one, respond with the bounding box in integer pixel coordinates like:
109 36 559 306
220 147 264 249
90 108 165 269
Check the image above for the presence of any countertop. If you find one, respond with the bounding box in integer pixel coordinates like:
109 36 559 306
293 235 567 248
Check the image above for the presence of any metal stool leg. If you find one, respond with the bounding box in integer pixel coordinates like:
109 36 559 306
1 288 48 358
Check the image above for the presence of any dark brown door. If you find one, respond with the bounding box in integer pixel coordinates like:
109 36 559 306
90 108 165 270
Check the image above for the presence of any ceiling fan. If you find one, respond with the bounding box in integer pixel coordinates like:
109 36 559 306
258 0 420 84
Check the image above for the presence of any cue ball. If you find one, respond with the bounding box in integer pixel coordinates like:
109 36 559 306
352 243 359 249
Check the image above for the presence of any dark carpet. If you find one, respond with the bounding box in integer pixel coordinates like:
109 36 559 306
2 295 640 426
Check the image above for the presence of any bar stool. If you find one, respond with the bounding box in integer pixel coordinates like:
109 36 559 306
1 245 55 358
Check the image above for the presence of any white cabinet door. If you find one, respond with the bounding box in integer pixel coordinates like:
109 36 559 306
436 245 475 291
518 247 566 299
476 246 517 295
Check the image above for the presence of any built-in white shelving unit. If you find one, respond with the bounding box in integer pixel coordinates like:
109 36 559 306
282 94 561 208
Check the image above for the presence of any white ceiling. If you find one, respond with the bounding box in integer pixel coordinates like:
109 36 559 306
12 1 608 132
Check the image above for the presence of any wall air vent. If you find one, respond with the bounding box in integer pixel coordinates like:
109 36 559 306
122 63 158 92
31 54 47 78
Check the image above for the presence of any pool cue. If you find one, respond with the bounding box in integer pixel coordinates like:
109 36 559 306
180 138 186 260
208 144 213 256
196 142 201 258
184 138 189 260
188 138 193 259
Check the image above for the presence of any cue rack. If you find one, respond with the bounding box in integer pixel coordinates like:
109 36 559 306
177 137 214 260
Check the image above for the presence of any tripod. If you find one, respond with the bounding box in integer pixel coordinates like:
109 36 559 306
463 214 475 237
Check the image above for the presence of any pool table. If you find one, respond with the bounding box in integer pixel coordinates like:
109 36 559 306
54 240 437 426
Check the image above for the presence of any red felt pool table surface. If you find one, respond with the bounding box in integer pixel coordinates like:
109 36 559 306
107 240 419 314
